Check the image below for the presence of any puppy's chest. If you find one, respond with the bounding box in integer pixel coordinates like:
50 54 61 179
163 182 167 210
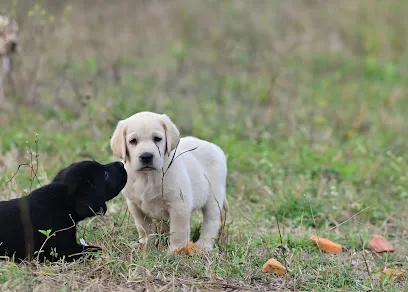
125 180 169 220
140 196 169 220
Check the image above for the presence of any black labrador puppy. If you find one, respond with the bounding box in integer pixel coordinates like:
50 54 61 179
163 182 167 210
0 160 127 262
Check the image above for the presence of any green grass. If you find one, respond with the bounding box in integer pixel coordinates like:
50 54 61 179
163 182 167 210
1 0 408 290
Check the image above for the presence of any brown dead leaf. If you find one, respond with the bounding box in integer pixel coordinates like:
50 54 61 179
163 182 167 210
177 242 202 256
402 228 408 237
368 234 394 253
381 268 405 280
262 258 286 275
310 235 342 254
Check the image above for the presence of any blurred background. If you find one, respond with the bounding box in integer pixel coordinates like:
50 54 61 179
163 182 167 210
2 0 406 136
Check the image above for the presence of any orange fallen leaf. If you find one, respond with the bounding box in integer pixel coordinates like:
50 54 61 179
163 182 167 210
177 242 202 256
381 268 405 280
310 235 342 254
368 234 394 253
262 258 286 275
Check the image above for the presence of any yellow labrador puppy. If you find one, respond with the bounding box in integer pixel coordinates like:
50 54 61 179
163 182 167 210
111 112 228 252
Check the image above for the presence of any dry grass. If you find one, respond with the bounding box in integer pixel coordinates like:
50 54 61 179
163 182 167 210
1 0 408 291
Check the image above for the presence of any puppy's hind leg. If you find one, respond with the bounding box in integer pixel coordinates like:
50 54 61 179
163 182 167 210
196 195 224 251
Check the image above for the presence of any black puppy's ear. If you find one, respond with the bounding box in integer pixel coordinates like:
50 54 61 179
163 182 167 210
52 161 107 220
52 168 81 206
54 171 91 218
73 180 107 220
62 179 85 220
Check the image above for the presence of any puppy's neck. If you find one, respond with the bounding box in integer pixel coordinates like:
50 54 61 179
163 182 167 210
124 163 162 185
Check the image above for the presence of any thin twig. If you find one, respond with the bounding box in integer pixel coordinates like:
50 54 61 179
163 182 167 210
170 147 199 168
160 141 179 246
324 207 370 232
203 173 228 248
161 141 180 201
164 140 180 174
36 214 76 262
240 212 266 238
113 197 126 227
204 174 222 223
159 142 198 246
265 185 287 267
167 143 199 247
119 208 130 228
359 235 374 291
5 134 42 188
29 133 40 192
6 163 32 184
304 193 325 256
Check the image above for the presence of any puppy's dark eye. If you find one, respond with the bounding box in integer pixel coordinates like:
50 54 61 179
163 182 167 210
129 138 137 145
153 137 162 143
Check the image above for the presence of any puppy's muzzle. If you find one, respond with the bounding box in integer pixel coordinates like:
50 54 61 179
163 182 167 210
139 152 154 165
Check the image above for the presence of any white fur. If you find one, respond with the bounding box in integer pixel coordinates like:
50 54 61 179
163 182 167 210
111 112 228 252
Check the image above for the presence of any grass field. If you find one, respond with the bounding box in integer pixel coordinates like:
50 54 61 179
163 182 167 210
0 0 407 291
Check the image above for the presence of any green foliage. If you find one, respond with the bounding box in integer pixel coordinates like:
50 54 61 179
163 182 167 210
38 229 52 238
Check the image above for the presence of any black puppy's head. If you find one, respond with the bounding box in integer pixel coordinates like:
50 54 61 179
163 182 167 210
52 160 127 220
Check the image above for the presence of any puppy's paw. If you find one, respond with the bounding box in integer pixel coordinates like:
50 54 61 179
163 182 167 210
194 240 213 253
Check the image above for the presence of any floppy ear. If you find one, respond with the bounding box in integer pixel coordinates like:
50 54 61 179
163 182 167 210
161 114 180 155
70 181 106 220
110 120 127 163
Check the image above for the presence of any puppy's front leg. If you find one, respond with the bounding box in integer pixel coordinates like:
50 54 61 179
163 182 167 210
168 207 191 252
126 199 155 245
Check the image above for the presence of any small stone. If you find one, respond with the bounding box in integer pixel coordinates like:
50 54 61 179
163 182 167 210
310 235 342 254
381 268 405 280
368 234 394 253
262 258 286 275
177 242 202 256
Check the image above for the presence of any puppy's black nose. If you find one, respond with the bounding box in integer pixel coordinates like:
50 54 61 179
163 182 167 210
139 152 154 164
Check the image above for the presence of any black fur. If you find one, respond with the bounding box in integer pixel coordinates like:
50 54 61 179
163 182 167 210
0 160 127 262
